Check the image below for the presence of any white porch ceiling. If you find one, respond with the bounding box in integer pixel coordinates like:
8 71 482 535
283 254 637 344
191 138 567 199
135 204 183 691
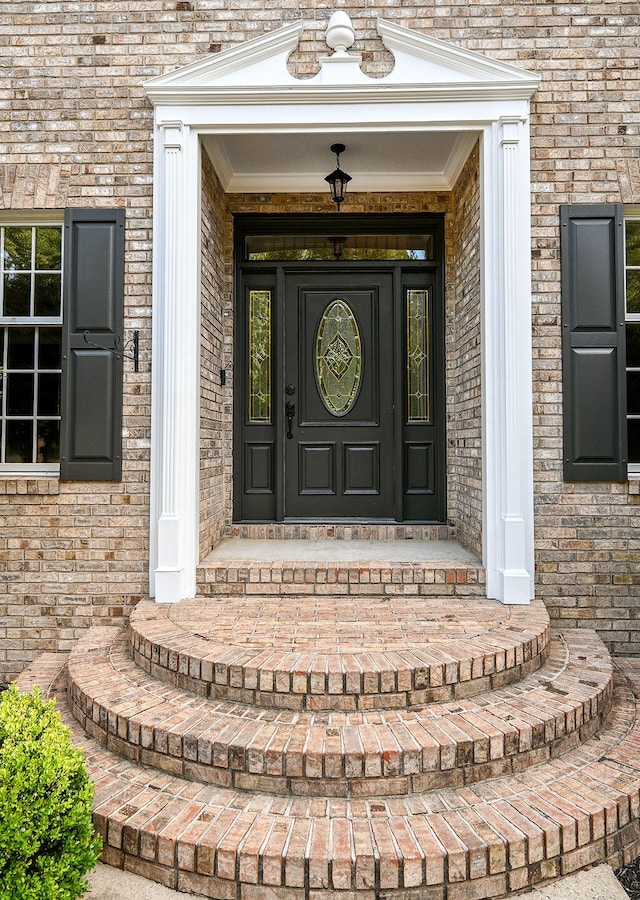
201 129 479 193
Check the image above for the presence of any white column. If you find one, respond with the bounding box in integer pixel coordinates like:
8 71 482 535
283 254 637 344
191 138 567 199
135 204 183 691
481 116 535 604
150 119 201 603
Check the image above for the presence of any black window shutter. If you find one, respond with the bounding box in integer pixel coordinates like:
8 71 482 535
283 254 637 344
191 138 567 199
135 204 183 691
60 209 125 481
560 203 627 481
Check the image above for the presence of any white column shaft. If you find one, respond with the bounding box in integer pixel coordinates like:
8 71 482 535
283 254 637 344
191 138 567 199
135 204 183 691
150 121 201 603
482 117 535 604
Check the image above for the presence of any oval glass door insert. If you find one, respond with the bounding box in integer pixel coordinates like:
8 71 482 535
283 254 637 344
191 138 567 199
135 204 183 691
315 298 362 416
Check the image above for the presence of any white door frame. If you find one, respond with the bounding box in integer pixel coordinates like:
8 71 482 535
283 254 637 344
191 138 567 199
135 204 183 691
144 16 540 604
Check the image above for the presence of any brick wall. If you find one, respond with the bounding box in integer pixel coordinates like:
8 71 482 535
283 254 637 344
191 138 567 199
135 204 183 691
200 152 231 557
449 142 482 559
524 7 640 653
0 0 639 676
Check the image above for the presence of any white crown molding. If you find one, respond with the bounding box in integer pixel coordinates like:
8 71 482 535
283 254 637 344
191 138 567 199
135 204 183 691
443 132 481 187
222 171 454 192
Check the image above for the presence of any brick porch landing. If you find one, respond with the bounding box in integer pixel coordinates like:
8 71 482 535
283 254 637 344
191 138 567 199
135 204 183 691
196 536 484 598
17 594 640 900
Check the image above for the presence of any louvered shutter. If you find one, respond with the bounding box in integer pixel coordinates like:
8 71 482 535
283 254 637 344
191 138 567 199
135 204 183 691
60 209 125 480
560 203 627 481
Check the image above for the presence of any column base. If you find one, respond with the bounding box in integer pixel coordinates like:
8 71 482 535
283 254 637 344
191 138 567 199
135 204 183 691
496 569 533 605
154 568 185 604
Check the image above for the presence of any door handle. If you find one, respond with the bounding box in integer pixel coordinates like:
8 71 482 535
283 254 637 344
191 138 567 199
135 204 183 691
285 401 295 439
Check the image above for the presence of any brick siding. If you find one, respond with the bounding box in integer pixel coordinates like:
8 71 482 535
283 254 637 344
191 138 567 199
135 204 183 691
0 0 638 677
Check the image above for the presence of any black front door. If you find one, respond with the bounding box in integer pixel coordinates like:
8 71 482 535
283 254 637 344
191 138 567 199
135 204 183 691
233 215 446 524
284 271 394 519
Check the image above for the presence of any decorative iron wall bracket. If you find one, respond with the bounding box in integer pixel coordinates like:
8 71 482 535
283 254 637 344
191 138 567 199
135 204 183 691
83 330 140 372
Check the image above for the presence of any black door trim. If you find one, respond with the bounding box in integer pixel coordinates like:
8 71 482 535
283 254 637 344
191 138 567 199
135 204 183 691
233 213 446 524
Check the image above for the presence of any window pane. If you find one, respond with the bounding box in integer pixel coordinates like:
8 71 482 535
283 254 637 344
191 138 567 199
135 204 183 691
3 227 32 271
406 289 430 423
248 290 271 424
7 373 34 415
627 324 640 368
5 419 33 464
627 372 640 416
37 420 60 463
628 419 640 464
626 221 640 267
315 298 362 416
37 373 60 416
34 273 61 317
7 328 34 369
246 233 434 261
4 273 31 316
38 328 62 369
35 228 62 270
0 225 63 470
627 271 640 314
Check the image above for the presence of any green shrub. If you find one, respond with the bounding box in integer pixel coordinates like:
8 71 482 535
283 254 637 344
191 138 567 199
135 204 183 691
0 684 102 900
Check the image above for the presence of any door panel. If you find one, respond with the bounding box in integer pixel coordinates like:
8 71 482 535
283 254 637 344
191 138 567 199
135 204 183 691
285 272 394 519
343 443 379 494
299 443 336 494
244 442 274 494
405 442 435 494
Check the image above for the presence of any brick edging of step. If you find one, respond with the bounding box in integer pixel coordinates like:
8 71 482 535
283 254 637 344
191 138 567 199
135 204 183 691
195 559 486 597
66 626 613 798
128 600 551 711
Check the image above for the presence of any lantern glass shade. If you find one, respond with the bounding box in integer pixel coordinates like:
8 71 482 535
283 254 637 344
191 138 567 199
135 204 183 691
324 167 352 208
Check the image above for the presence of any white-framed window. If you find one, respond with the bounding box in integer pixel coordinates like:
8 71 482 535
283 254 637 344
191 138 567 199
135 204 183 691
625 211 640 474
0 217 63 473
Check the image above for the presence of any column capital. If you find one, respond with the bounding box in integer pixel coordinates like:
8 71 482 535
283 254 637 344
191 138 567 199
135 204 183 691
159 120 185 150
499 116 526 145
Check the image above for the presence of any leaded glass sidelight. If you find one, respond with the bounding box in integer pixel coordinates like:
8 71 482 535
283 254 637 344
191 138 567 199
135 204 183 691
248 290 272 423
315 298 362 416
406 289 430 423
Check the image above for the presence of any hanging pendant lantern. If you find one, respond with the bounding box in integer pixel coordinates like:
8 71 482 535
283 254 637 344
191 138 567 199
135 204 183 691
324 143 352 210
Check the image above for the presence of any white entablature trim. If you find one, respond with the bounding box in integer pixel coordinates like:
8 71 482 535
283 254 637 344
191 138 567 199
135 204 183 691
144 17 540 105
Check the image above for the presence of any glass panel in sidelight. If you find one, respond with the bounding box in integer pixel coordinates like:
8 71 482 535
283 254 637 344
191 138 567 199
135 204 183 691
406 289 430 423
248 290 272 424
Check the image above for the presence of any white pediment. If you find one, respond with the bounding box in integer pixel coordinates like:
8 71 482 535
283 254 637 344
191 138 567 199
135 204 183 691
144 16 539 103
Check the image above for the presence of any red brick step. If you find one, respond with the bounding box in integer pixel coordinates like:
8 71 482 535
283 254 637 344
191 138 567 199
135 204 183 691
129 596 550 710
67 625 613 797
16 656 640 900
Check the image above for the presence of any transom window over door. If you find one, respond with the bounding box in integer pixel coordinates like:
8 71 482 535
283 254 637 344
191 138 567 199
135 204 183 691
234 214 446 523
0 222 63 469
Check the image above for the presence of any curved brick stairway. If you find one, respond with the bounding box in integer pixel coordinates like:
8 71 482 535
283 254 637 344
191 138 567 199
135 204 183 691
18 592 640 900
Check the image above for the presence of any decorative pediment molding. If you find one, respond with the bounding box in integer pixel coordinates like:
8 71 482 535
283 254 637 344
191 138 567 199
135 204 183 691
144 15 540 105
145 21 305 95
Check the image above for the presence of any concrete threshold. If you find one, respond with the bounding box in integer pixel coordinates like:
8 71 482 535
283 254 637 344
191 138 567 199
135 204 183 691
203 537 480 565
